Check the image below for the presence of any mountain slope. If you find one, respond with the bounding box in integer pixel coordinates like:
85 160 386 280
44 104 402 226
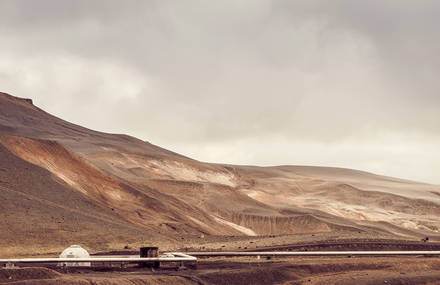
0 92 439 256
0 142 158 257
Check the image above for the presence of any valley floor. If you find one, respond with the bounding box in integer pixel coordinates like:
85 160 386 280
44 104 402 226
2 238 440 285
2 256 440 285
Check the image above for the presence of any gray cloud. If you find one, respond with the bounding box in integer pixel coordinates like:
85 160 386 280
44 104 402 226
0 0 439 183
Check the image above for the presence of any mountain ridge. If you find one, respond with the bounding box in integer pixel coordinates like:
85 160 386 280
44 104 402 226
1 91 439 257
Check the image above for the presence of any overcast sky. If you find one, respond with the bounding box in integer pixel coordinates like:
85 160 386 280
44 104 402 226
0 0 439 184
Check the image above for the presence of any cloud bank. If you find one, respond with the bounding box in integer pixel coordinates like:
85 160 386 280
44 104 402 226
1 0 439 183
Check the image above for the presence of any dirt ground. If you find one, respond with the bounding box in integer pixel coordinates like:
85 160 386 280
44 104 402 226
2 240 440 285
1 256 440 285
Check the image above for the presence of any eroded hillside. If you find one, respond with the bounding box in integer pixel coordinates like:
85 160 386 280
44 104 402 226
1 92 439 255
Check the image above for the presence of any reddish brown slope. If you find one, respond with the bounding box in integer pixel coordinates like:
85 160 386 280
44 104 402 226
234 165 440 235
0 142 158 257
1 91 440 256
0 93 285 244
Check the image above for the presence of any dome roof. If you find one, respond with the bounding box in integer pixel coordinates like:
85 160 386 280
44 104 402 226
59 245 90 267
60 245 90 258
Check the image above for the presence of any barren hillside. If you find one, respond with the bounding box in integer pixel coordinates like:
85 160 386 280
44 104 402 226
1 92 439 256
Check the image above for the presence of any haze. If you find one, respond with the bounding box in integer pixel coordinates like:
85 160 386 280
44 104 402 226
0 0 439 184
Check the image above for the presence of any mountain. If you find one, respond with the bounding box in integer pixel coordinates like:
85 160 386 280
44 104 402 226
0 92 439 256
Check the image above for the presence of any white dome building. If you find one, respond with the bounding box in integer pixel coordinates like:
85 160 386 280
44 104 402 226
58 245 91 267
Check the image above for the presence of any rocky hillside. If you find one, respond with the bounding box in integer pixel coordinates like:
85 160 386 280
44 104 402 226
1 92 439 256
